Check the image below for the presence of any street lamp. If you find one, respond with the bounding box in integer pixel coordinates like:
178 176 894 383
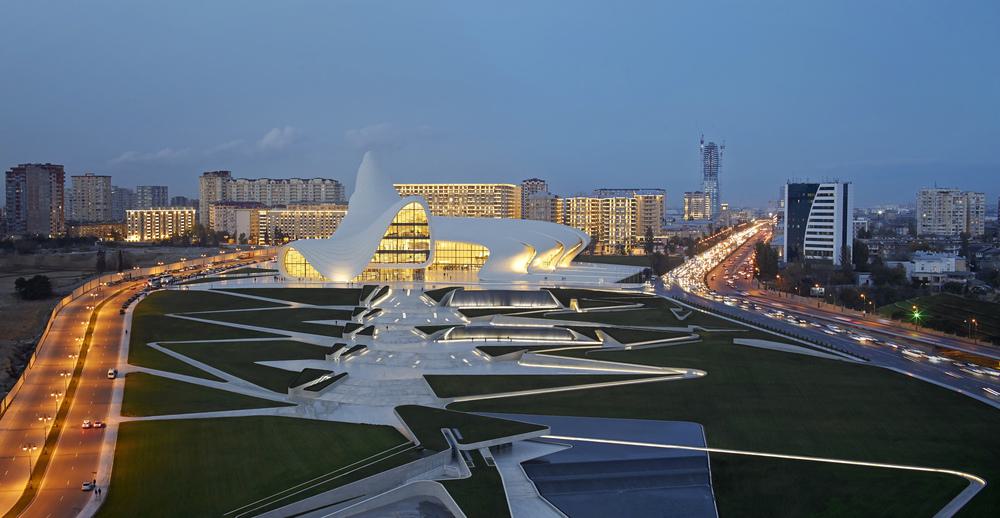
59 370 71 389
21 444 37 486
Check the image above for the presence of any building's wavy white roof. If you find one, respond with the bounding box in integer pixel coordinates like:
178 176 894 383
280 152 589 282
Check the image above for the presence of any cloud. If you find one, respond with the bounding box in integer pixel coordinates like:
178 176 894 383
256 126 297 151
110 147 190 164
345 122 434 151
109 126 300 164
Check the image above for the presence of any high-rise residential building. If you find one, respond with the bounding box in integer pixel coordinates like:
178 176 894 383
69 173 112 223
558 189 664 254
524 192 563 223
255 204 349 245
170 195 195 207
126 207 196 242
110 186 136 222
520 178 548 217
136 185 169 209
394 183 522 219
700 136 723 219
198 170 346 228
783 181 854 265
916 188 986 238
199 170 233 226
4 163 66 237
683 192 711 220
208 202 268 238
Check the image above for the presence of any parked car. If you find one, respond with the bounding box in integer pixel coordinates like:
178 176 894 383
107 368 117 379
81 481 95 491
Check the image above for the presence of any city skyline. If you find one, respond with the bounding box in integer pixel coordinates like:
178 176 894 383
1 2 998 207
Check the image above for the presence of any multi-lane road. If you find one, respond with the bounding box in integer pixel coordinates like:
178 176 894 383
660 224 1000 408
0 281 134 516
0 256 267 517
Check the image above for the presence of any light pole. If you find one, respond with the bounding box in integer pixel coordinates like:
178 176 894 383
21 444 37 486
59 370 71 389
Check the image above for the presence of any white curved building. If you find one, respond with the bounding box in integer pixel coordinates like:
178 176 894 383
279 152 591 282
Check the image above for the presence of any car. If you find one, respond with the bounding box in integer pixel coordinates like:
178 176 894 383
93 420 106 428
81 481 95 491
119 308 126 315
107 368 117 379
82 420 92 429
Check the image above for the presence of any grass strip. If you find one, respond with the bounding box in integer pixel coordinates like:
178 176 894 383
121 372 292 417
219 288 363 306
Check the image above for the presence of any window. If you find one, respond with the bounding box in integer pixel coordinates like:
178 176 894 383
430 241 490 271
283 247 326 280
370 202 431 264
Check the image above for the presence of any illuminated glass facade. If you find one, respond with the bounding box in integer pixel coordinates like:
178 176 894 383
370 202 431 264
429 240 489 271
283 247 326 280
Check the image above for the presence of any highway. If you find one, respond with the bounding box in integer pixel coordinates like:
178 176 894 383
0 255 268 517
660 223 1000 409
0 282 129 515
19 286 137 518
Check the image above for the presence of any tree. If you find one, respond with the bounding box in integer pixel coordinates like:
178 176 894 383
643 226 655 256
95 249 107 273
238 232 248 245
649 252 672 276
14 275 53 300
959 232 971 260
852 239 870 272
753 241 780 280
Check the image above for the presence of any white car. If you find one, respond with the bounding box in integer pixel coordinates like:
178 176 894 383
82 420 92 429
81 481 95 492
107 368 117 379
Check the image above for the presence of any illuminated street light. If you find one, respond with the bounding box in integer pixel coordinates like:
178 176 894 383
21 444 38 486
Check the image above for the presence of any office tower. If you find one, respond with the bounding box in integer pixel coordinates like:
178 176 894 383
783 181 854 265
198 170 346 228
4 163 66 237
170 195 195 207
126 207 196 241
700 136 723 218
70 173 112 222
111 186 136 222
683 192 711 220
916 188 986 238
394 183 523 219
521 178 548 217
136 185 169 209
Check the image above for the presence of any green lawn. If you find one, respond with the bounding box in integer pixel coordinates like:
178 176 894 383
441 450 511 518
425 374 663 398
601 327 688 344
121 372 292 416
878 293 1000 344
219 287 363 306
97 417 407 517
395 405 547 451
190 307 351 336
450 335 1000 516
162 340 331 392
545 287 654 306
710 451 966 518
129 291 283 379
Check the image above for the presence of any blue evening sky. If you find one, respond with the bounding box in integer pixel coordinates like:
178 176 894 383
1 1 998 208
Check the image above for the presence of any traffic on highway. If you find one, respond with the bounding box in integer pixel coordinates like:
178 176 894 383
661 221 1000 407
